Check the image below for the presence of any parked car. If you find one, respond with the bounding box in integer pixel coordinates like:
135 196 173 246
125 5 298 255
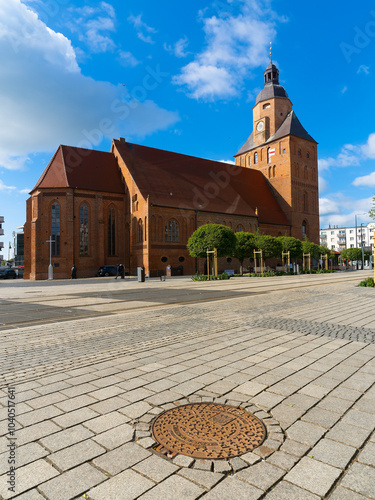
0 269 17 279
97 265 117 277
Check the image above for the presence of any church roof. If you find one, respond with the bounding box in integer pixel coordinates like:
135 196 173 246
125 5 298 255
269 111 317 144
255 83 289 104
31 145 125 194
235 111 317 156
114 140 290 226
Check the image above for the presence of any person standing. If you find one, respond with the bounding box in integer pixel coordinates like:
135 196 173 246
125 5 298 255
120 264 125 279
71 264 77 279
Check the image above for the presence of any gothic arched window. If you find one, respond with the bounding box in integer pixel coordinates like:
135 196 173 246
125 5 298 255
236 224 244 232
51 202 60 256
165 219 179 242
273 165 276 177
79 204 89 255
254 152 258 164
108 207 116 256
302 220 307 239
267 147 271 164
138 219 144 243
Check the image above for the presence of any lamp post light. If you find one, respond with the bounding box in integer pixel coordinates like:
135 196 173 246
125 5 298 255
46 236 55 280
355 213 367 270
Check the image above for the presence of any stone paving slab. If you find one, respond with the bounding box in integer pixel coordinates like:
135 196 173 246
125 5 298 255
0 274 375 498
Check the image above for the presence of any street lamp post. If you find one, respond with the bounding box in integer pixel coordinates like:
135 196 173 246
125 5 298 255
355 213 367 270
46 236 55 280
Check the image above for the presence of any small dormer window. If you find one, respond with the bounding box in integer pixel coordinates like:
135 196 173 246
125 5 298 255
263 103 271 109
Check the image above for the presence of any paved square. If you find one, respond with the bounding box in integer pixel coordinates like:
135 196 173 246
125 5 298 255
0 272 375 499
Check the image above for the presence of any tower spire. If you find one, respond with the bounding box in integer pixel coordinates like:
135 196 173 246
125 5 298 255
270 42 272 64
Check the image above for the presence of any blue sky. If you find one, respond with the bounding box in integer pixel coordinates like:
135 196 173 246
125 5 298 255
1 0 375 257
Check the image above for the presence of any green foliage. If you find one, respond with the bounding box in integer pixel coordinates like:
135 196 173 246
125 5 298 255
254 234 282 260
191 272 231 281
369 195 375 220
341 247 363 261
191 273 208 281
358 277 375 287
277 236 302 259
187 224 236 258
250 271 276 277
232 232 257 274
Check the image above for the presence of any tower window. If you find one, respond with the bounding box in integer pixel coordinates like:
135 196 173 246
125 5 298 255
273 165 276 177
268 166 272 178
302 220 307 239
79 204 89 256
298 150 301 156
282 148 286 153
108 207 116 256
248 156 251 166
51 202 60 256
254 152 258 164
306 153 310 158
263 103 270 109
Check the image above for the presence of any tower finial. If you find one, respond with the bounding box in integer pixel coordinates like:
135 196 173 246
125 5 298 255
270 42 272 64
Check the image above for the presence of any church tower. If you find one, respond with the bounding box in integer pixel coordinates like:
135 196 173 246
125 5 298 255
235 57 319 244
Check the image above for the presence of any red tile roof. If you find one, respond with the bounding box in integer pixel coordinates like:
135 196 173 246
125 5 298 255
31 145 125 194
114 140 290 226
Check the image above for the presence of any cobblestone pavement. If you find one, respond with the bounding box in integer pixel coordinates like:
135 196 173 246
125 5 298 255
0 272 375 499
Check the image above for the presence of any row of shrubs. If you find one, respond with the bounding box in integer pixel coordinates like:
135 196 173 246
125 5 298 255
192 268 337 281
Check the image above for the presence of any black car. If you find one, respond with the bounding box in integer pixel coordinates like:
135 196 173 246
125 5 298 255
98 265 118 277
0 269 17 279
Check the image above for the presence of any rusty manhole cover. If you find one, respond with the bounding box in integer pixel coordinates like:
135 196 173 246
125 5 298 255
152 403 266 459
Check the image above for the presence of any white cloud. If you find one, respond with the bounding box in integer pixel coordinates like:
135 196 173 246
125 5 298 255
341 86 348 94
319 198 341 216
319 194 372 228
66 2 116 53
361 132 375 159
128 13 157 44
318 141 368 172
0 1 179 170
318 176 328 193
357 64 370 75
0 180 16 191
164 37 190 58
118 50 139 67
174 1 278 101
353 171 375 187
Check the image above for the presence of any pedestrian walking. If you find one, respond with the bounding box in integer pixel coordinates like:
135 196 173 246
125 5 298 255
115 264 120 279
120 264 125 279
71 264 77 279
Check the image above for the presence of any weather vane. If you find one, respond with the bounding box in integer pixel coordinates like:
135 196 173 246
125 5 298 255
270 42 272 63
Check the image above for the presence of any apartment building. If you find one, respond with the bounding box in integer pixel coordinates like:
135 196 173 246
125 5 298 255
320 222 375 252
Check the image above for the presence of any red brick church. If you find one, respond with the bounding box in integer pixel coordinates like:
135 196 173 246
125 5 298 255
24 62 319 279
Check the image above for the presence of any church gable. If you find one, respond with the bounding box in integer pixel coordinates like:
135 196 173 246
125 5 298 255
32 145 124 194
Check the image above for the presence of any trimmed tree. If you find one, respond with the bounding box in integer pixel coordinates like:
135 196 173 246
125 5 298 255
232 232 257 275
187 224 236 265
254 234 282 263
278 236 303 259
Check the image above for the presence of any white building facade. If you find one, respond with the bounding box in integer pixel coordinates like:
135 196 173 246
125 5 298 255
320 222 375 252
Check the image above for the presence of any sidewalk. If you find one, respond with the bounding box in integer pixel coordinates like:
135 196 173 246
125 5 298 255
0 272 374 499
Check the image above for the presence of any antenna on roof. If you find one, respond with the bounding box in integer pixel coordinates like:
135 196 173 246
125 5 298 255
270 42 272 64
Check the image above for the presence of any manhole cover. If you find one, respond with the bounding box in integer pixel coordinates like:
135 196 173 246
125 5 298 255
152 403 266 459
